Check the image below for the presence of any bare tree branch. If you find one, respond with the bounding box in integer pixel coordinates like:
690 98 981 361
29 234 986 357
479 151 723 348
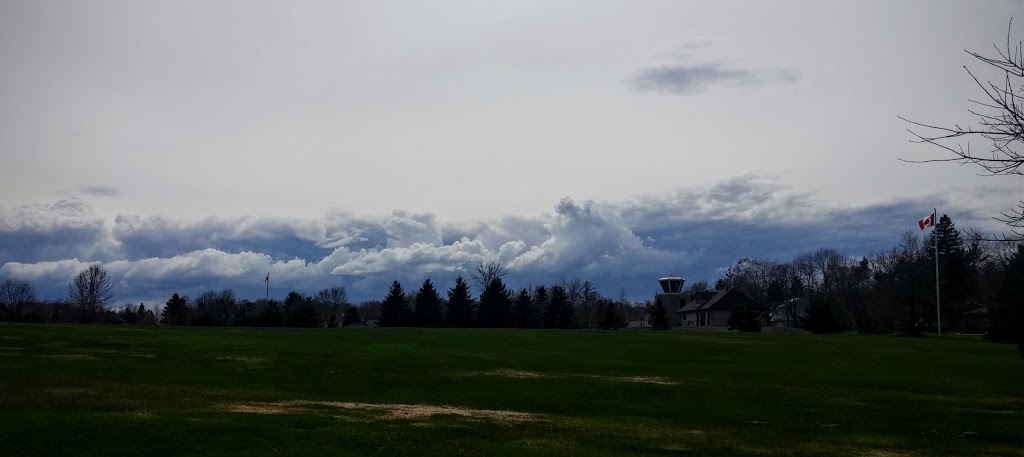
900 20 1024 238
471 261 507 292
68 265 114 323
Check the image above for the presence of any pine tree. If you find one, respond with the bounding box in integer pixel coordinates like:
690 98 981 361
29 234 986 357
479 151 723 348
596 299 626 330
926 215 975 329
649 299 670 330
513 288 535 328
713 278 728 291
160 293 189 326
414 279 444 327
533 285 548 327
445 276 475 327
803 296 844 334
380 280 410 327
136 304 156 325
544 286 570 328
342 305 362 327
727 305 762 332
284 292 319 327
257 299 285 327
987 245 1024 347
478 277 513 327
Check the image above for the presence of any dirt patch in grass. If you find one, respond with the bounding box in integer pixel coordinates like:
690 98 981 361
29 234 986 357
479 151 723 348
227 403 304 414
859 451 917 457
43 354 96 361
581 374 678 385
225 400 542 423
215 356 264 363
475 369 549 379
124 412 156 420
468 369 676 385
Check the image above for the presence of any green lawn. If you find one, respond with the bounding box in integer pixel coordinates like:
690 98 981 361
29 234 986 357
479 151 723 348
0 324 1021 456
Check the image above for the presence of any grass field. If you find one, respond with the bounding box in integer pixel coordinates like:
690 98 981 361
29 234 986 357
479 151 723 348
1 324 1022 456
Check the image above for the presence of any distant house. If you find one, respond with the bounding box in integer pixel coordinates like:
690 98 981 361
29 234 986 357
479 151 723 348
961 304 989 333
627 319 648 329
678 288 760 327
769 298 809 328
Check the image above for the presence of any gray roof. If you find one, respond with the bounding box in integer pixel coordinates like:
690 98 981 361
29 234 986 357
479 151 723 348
678 289 759 313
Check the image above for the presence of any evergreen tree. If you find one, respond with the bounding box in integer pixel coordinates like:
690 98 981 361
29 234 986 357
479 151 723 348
119 305 139 324
596 299 626 330
544 285 573 328
649 299 670 330
160 293 189 326
544 284 569 327
136 303 156 325
533 286 548 327
284 291 320 327
925 215 975 329
513 288 535 328
986 245 1024 350
478 277 513 327
414 279 444 327
342 305 362 327
713 278 728 290
256 299 285 327
803 296 844 334
445 276 475 327
379 280 410 327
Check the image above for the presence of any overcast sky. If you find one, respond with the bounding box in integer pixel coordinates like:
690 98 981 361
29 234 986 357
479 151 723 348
1 1 1021 305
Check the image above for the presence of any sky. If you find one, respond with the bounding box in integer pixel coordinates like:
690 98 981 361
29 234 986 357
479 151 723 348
1 1 1021 306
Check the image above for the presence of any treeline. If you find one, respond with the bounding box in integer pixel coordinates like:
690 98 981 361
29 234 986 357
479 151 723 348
157 288 360 328
0 215 1021 345
0 265 639 330
371 275 631 329
714 216 1023 341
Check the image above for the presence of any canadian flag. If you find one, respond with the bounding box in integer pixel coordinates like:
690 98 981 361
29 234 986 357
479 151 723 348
918 212 935 230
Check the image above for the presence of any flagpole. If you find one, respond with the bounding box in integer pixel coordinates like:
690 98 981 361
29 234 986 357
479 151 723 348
266 272 269 302
934 208 941 337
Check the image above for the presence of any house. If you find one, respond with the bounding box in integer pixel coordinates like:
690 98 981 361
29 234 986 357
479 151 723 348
769 298 809 328
627 319 648 329
678 288 760 327
961 304 989 333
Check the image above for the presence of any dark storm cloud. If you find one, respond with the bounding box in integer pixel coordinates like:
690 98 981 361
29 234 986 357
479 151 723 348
0 198 117 263
632 63 798 94
111 215 338 262
78 185 120 197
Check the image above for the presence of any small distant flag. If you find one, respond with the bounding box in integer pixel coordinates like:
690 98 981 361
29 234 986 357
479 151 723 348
265 272 270 283
918 212 935 230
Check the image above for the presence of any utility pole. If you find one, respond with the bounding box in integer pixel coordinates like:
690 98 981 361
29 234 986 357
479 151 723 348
934 208 941 337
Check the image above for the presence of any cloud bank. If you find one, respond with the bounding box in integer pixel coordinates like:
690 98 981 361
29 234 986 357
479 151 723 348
0 177 981 307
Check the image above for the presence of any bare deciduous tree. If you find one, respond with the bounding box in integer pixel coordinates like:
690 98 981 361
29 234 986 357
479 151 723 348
69 265 114 323
901 20 1024 238
471 261 507 292
314 286 350 327
0 278 36 321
